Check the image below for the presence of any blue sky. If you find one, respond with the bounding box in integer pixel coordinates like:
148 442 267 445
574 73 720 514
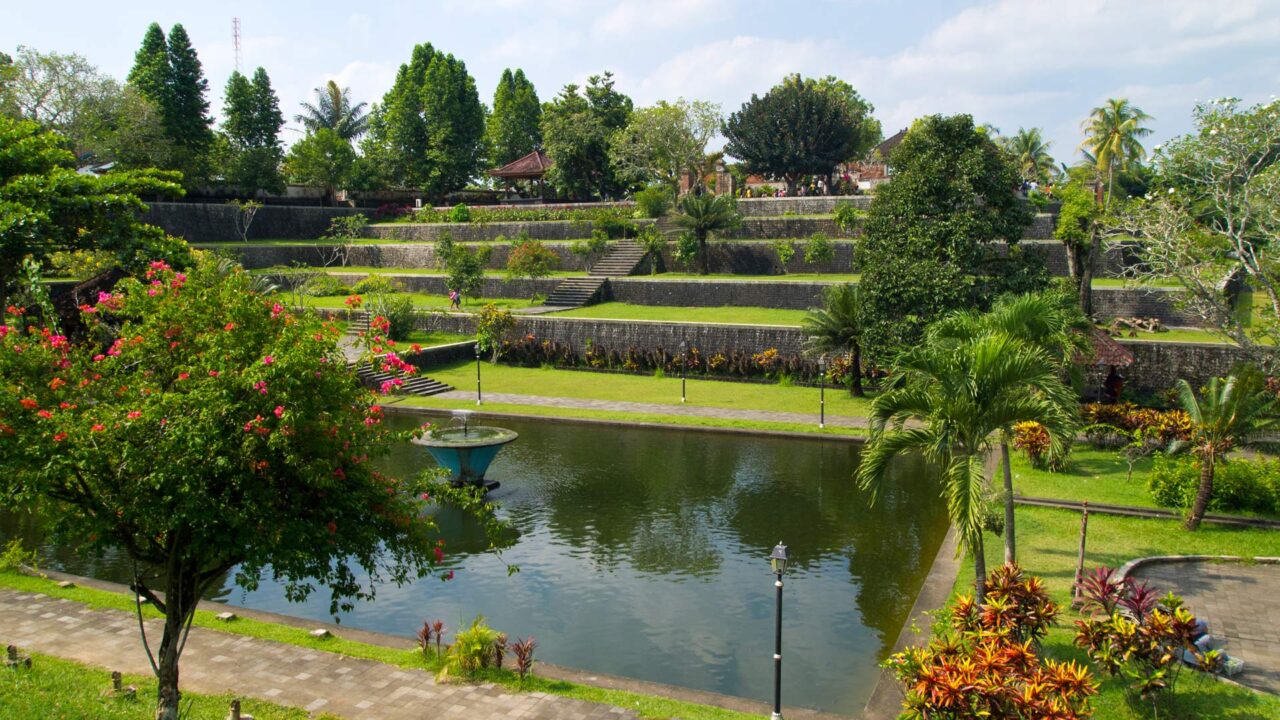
7 0 1279 163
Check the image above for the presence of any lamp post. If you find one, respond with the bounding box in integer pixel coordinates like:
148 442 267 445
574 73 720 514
768 542 789 720
679 341 687 404
474 342 482 406
818 355 826 429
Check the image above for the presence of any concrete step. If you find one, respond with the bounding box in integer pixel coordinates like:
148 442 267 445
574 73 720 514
355 364 453 397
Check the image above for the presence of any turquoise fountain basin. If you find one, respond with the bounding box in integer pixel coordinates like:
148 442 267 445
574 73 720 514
412 426 518 488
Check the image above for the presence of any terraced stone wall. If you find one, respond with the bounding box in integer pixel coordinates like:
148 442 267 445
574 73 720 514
142 202 364 242
216 242 594 272
366 219 655 242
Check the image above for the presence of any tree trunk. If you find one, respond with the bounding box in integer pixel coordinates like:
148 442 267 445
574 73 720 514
1078 231 1098 318
849 344 864 397
153 563 198 720
1186 451 1216 531
698 234 709 275
972 533 987 602
1002 440 1016 564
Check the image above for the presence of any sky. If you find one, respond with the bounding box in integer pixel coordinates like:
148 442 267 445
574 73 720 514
7 0 1280 163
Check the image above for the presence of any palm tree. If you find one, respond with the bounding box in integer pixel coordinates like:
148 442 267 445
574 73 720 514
671 193 741 275
1080 98 1152 210
1174 369 1279 530
1005 128 1057 185
857 331 1075 600
927 294 1087 563
802 283 868 396
295 81 370 141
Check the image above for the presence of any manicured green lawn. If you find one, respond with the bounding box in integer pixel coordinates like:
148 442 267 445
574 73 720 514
416 360 871 417
637 272 859 283
261 266 588 279
549 302 808 326
1114 328 1232 344
298 294 532 311
1009 445 1158 508
0 651 324 720
1091 277 1182 288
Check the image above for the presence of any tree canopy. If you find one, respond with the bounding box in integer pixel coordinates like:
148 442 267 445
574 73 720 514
221 67 284 193
284 128 356 205
295 80 369 141
486 68 542 168
609 98 721 191
126 23 214 185
722 75 878 194
540 72 633 200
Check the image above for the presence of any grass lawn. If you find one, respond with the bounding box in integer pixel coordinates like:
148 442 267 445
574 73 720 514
0 571 756 720
1091 277 1183 288
943 507 1280 719
636 272 859 283
549 302 808 326
259 266 588 279
1009 445 1159 508
416 360 872 417
298 294 533 311
0 651 324 720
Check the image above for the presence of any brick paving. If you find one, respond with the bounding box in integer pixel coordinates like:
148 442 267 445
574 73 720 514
0 587 637 720
431 390 871 429
1130 561 1280 695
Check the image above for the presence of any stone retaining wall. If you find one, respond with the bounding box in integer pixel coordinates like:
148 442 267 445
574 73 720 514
142 202 364 242
735 196 871 216
215 242 595 272
366 219 655 242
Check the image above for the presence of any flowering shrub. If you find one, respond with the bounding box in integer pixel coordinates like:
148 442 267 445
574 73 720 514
1012 421 1052 468
889 563 1096 718
1080 402 1191 448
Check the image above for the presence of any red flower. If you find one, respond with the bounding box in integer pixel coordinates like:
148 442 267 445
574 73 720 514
177 372 189 380
53 432 67 442
262 355 274 365
224 322 236 331
433 546 445 563
208 370 220 377
20 398 38 410
273 405 285 418
443 571 455 581
126 411 142 420
91 423 105 432
37 410 53 419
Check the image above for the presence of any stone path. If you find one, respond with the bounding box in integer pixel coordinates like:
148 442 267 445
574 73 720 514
0 587 638 720
432 390 870 429
1130 560 1280 695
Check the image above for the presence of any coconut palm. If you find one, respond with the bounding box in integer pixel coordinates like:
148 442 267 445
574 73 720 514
802 283 868 396
857 331 1076 600
1174 369 1279 530
927 294 1087 563
1080 98 1152 209
295 80 370 141
1004 128 1057 184
671 193 741 275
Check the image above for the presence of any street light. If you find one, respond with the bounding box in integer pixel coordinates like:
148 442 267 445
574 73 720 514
474 342 482 406
679 341 688 404
768 542 789 720
817 355 827 429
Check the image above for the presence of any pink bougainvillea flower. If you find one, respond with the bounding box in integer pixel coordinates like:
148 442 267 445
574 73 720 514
433 546 444 563
208 370 220 377
178 372 189 380
93 354 105 362
253 380 268 395
91 423 105 432
271 302 284 318
126 411 142 420
224 322 236 331
147 288 160 297
53 432 67 442
262 355 274 365
274 405 285 418
37 410 53 419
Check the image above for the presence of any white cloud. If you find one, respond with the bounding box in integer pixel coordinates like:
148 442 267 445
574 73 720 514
592 0 728 36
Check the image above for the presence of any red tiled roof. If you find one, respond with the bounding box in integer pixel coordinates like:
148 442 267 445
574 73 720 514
1080 328 1135 367
489 150 552 179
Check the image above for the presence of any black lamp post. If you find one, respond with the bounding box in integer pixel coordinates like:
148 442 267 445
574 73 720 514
818 355 826 429
768 542 789 720
474 342 482 406
679 341 687 404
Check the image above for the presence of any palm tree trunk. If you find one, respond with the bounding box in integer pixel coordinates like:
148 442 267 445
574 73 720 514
1078 231 1097 318
1186 450 1216 530
698 234 709 275
1002 439 1016 564
972 533 987 602
850 344 864 397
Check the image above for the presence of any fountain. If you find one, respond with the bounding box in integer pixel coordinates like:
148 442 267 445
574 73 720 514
412 410 518 491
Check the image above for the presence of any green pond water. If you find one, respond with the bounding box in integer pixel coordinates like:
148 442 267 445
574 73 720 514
2 413 948 714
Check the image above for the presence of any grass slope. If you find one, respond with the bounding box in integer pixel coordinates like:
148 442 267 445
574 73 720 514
549 302 808 326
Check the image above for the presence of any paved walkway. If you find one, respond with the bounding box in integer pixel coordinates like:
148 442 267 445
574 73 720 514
1130 560 1280 695
1 587 637 720
432 390 870 429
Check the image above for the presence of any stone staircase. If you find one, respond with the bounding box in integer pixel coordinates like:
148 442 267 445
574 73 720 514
355 363 453 397
346 311 369 335
542 240 647 308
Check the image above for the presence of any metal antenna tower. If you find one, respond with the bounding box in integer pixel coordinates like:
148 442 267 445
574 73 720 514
232 17 242 72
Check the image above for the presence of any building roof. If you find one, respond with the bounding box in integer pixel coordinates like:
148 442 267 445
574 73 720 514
871 128 908 162
1081 328 1135 367
488 150 552 179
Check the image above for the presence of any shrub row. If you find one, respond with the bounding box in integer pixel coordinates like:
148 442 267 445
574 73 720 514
1149 454 1280 515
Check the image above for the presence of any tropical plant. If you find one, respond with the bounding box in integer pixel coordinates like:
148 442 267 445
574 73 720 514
672 231 699 272
801 284 868 396
832 202 864 234
226 199 262 242
476 303 516 361
323 213 368 240
284 128 357 206
440 616 502 679
801 232 834 269
671 193 741 275
771 239 796 271
511 637 537 681
1080 98 1152 211
1173 368 1279 529
506 237 560 284
1002 127 1057 184
448 203 472 223
637 225 667 274
633 184 673 218
857 331 1076 598
296 80 369 141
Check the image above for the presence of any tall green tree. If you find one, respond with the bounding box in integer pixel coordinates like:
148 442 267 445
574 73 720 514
801 283 869 396
1081 98 1152 210
1054 177 1106 315
0 46 120 163
857 330 1075 600
857 114 1039 362
722 75 874 195
295 80 369 141
221 67 284 193
925 294 1086 563
284 128 356 205
486 68 541 167
609 99 721 191
127 23 214 185
670 192 741 275
540 72 633 200
127 23 170 113
361 43 484 198
1174 369 1279 530
1002 127 1057 184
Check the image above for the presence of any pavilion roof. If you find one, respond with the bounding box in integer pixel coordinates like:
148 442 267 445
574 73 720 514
489 150 552 179
1080 328 1135 367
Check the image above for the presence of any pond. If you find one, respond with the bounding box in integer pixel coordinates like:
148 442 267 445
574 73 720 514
1 414 948 715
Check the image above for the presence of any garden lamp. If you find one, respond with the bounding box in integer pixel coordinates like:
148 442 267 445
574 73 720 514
768 541 789 720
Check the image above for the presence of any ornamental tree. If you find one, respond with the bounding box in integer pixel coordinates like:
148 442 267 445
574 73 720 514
0 257 463 720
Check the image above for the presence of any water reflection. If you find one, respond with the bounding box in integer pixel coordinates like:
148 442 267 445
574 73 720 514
1 414 947 714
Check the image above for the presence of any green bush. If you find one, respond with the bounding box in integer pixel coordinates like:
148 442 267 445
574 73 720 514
352 274 404 295
673 231 699 272
1149 455 1280 515
771 239 796 270
570 231 609 260
48 250 116 279
448 203 472 223
299 274 350 297
366 293 416 341
803 232 835 267
833 202 865 233
633 185 673 218
440 616 501 679
594 210 637 239
324 213 369 240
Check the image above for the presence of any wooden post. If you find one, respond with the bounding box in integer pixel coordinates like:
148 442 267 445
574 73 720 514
112 671 122 691
1072 501 1090 606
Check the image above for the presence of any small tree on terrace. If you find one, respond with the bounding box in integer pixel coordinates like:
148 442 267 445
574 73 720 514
670 192 740 275
0 258 466 720
505 235 560 288
801 283 868 396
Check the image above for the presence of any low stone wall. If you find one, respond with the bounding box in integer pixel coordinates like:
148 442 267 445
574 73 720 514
142 202 364 242
607 278 829 309
1110 340 1247 394
367 219 655 242
1092 288 1198 326
735 196 871 216
213 242 595 272
723 217 849 239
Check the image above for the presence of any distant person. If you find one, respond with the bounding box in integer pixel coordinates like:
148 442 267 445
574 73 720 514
449 289 461 310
